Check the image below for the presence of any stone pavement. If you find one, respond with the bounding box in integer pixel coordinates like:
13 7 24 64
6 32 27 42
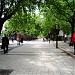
0 39 75 75
58 41 75 58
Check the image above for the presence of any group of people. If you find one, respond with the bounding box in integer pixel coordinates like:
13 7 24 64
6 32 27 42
17 36 23 45
1 34 24 54
1 32 75 54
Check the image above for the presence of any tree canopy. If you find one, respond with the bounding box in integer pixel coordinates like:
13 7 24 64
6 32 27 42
0 0 41 33
0 0 75 37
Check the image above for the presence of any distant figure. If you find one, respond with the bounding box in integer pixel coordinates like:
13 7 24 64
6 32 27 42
48 35 50 43
11 37 14 42
64 33 67 42
17 37 20 45
48 32 51 43
21 36 23 43
16 33 21 45
2 35 9 54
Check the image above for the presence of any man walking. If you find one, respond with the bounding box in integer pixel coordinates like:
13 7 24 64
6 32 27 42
2 34 9 54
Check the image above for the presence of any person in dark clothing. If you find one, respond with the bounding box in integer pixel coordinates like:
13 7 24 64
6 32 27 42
11 37 14 42
2 35 9 54
21 36 23 43
48 33 51 43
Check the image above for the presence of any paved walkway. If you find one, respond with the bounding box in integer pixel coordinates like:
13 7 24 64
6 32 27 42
0 39 75 75
58 41 75 58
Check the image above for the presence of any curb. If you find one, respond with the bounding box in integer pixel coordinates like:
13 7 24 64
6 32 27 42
58 47 75 59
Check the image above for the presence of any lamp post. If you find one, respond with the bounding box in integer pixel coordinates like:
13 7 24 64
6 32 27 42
55 25 59 48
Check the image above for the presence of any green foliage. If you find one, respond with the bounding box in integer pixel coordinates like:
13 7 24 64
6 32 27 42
3 0 75 37
4 8 42 36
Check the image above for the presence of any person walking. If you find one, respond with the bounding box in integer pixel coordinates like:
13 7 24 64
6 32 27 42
21 36 23 43
2 34 9 54
48 32 51 43
64 33 67 42
72 32 75 55
11 36 14 43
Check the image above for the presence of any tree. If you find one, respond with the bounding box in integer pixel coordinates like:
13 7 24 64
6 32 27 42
0 0 24 33
2 0 75 37
44 0 75 34
5 9 43 36
0 0 42 34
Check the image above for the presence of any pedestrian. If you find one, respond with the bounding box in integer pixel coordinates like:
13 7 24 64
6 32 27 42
17 37 20 45
11 37 14 42
64 33 67 42
21 36 23 43
72 32 75 55
2 34 9 54
48 35 51 43
48 32 50 43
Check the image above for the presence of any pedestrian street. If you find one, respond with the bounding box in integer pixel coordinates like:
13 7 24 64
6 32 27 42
0 39 75 75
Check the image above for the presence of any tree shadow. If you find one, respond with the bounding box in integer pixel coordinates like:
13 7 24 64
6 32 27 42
0 44 23 54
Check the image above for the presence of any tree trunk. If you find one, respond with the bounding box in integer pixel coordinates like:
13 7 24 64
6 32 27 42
0 18 5 34
71 11 75 41
72 24 74 35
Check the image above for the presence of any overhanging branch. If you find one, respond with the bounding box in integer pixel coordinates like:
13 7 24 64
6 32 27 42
65 0 74 12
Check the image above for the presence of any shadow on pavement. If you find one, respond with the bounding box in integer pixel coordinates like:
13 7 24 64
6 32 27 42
0 69 13 75
0 44 23 54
